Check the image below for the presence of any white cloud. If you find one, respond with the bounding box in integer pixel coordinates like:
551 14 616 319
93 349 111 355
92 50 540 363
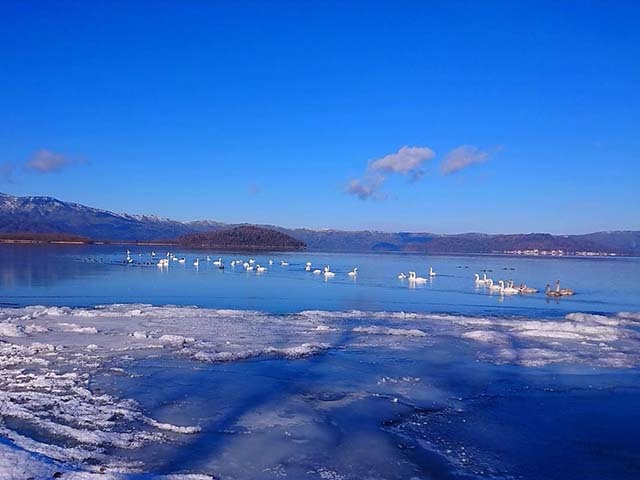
346 146 435 200
25 149 77 174
440 145 491 175
369 146 435 174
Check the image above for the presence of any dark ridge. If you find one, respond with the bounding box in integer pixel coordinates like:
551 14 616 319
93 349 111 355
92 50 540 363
0 232 93 243
175 226 306 251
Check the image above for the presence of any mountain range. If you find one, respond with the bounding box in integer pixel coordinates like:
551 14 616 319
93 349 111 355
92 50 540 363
1 192 638 255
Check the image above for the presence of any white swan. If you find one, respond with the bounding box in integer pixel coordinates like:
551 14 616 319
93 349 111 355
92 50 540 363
408 271 428 283
213 257 223 266
245 264 254 271
305 265 311 271
305 261 312 267
518 284 538 294
428 266 436 277
256 265 267 273
193 259 199 267
348 267 358 277
474 273 489 286
313 269 322 274
501 280 519 295
268 259 274 265
249 259 255 264
178 258 186 264
487 279 501 292
280 260 289 266
323 266 335 278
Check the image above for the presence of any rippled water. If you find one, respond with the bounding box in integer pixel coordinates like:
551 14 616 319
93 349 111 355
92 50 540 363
0 245 639 479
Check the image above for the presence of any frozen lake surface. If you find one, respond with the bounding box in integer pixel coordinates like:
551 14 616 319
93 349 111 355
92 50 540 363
0 245 639 479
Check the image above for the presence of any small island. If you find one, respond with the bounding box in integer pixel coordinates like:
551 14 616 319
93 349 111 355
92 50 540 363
174 225 306 251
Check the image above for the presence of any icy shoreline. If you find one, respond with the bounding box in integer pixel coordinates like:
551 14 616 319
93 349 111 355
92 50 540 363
0 304 638 478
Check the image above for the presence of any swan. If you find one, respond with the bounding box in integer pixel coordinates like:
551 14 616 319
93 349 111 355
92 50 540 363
428 266 437 277
305 265 311 271
206 256 211 262
243 262 250 269
213 257 223 266
546 284 561 297
488 279 502 292
281 260 289 266
397 272 407 280
193 259 199 267
313 269 322 274
230 260 236 267
546 280 574 296
157 258 169 267
474 273 488 286
249 259 255 264
348 267 358 277
323 266 335 278
178 258 186 264
305 261 312 267
518 284 538 294
408 271 428 283
268 260 274 265
256 265 267 273
502 280 519 295
245 264 254 271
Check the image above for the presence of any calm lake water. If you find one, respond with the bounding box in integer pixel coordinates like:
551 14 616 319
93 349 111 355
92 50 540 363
1 244 639 315
0 244 639 479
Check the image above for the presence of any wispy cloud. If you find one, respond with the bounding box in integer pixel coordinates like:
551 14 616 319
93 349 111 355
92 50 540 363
25 149 82 174
247 183 261 196
346 146 435 200
345 175 386 200
440 145 492 175
0 163 17 183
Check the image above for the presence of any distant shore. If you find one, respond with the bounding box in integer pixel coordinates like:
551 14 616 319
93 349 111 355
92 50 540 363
0 238 636 258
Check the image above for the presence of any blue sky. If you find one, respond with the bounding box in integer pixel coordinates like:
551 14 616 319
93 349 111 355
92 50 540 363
1 1 639 233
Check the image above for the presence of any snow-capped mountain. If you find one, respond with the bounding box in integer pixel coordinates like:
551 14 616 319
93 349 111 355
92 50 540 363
0 192 223 241
1 192 638 254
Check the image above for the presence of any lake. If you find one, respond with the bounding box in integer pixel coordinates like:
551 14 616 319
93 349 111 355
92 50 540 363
0 244 639 479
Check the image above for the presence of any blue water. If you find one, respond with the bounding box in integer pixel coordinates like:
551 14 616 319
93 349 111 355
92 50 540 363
1 244 639 479
1 244 639 314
